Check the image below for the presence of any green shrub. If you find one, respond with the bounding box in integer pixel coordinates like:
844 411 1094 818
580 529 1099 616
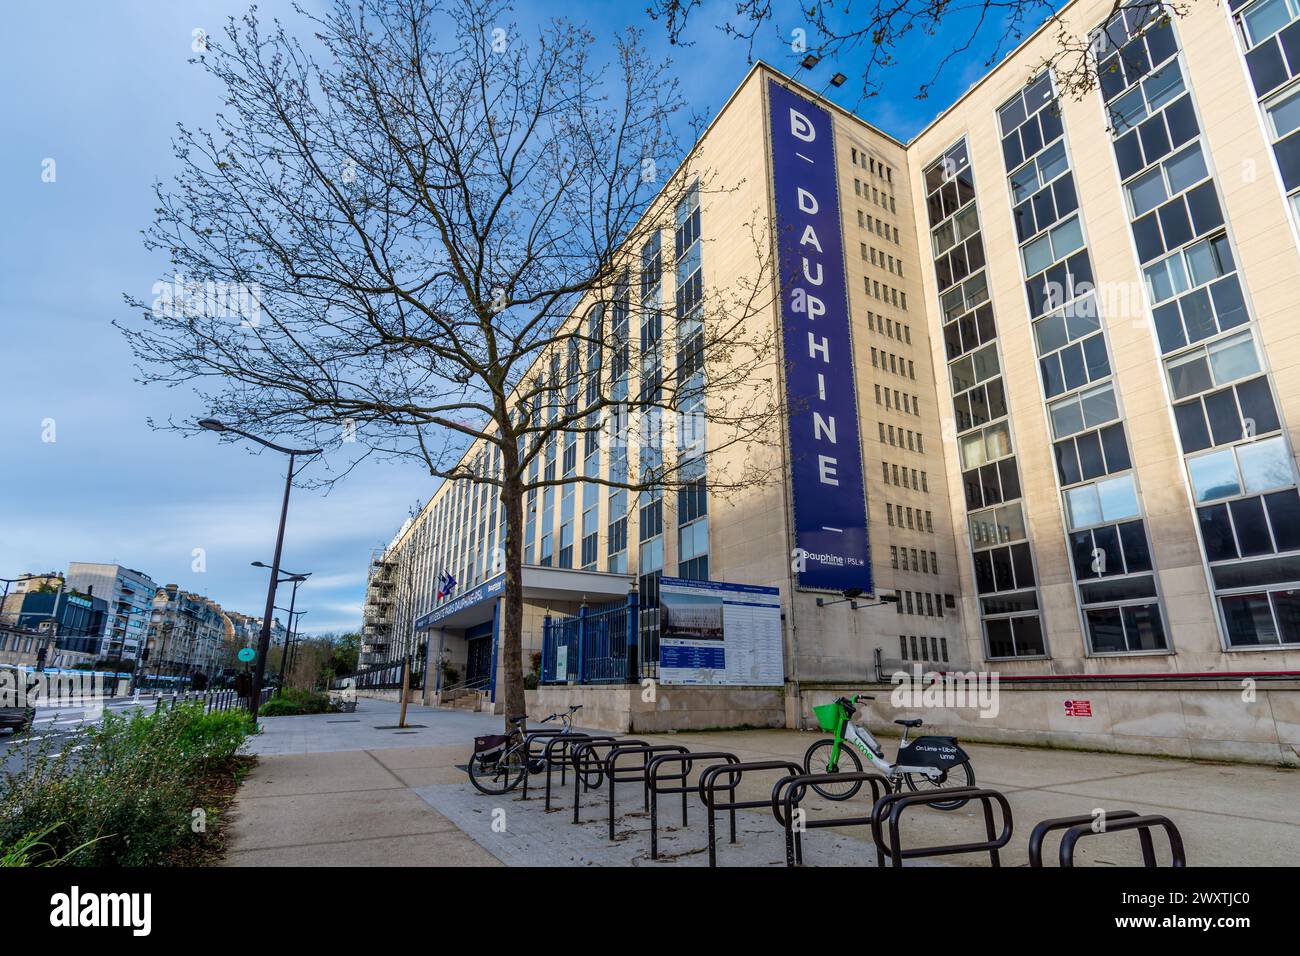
258 687 335 716
0 702 255 866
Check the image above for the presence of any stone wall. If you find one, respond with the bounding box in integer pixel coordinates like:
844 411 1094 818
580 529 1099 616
526 684 785 733
800 681 1300 766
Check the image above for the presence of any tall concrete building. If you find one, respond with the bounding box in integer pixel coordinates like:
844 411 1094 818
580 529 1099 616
364 0 1299 762
64 563 158 661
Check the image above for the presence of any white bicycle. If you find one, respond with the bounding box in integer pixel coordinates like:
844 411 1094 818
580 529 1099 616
803 694 975 810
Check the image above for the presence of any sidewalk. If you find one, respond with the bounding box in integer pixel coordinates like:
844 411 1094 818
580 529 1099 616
222 698 1300 866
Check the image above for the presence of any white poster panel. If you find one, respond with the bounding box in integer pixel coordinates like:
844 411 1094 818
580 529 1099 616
658 577 783 686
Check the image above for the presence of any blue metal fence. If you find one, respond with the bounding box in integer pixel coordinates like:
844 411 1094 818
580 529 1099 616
540 591 640 685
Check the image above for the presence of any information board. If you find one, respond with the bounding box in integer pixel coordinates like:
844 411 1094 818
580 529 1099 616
658 577 783 686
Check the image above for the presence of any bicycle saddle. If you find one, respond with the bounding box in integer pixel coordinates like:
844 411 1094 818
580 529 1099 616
894 718 923 728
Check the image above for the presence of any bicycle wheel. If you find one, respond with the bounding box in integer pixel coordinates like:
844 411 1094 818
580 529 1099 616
468 745 528 795
802 738 864 801
903 760 974 810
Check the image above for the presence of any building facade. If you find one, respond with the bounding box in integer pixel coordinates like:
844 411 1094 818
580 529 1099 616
144 585 229 677
64 563 158 661
363 0 1300 761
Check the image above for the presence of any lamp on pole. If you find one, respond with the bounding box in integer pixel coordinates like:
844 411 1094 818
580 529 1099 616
256 566 310 689
278 608 308 685
199 418 321 720
815 589 900 611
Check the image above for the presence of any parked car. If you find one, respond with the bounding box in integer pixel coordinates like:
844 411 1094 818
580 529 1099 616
0 666 36 735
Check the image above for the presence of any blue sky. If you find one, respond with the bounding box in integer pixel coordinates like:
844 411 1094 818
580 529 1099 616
0 0 1028 634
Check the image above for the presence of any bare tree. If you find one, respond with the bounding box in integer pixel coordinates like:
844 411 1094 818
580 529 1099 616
645 0 1187 103
121 0 783 727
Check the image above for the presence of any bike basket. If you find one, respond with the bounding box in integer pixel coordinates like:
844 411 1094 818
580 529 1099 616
812 703 842 732
473 734 509 756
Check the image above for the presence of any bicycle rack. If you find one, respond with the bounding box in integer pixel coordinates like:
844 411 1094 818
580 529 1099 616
534 734 617 809
571 738 647 824
698 760 804 867
870 788 1013 868
1030 812 1186 867
646 751 740 860
603 744 691 841
770 772 892 868
516 729 582 801
1028 810 1140 867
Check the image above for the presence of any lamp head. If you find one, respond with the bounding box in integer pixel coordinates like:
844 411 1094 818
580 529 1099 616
198 418 227 432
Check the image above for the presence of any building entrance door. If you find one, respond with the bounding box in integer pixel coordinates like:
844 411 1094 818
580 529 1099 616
465 634 492 685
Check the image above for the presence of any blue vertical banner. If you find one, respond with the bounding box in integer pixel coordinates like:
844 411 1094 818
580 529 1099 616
768 80 872 593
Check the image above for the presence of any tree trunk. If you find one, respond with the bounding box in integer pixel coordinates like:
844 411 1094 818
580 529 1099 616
500 472 527 731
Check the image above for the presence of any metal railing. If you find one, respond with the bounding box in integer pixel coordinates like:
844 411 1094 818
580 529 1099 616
540 594 639 685
333 657 424 692
149 686 272 715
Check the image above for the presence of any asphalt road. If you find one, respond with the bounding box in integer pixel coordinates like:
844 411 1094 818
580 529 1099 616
0 694 166 775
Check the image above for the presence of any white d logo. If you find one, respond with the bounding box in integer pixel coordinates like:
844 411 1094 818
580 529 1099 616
790 108 815 143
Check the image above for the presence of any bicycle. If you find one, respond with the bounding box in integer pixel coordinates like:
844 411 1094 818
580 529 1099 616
467 705 583 795
803 694 975 809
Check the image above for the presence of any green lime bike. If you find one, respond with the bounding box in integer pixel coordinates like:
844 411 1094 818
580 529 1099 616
803 694 975 810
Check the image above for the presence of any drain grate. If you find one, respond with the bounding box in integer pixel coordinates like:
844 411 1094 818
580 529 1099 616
327 719 362 723
374 724 428 730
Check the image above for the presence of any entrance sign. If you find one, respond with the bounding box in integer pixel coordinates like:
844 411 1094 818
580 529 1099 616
658 577 782 685
768 80 872 593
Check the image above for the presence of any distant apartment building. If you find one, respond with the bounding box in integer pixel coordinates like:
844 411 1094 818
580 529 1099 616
0 574 108 667
223 610 286 663
64 563 158 661
364 0 1300 762
144 585 230 676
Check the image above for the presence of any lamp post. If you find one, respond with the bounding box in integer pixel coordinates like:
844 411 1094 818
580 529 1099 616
255 563 309 689
199 418 321 720
281 609 308 685
273 603 307 688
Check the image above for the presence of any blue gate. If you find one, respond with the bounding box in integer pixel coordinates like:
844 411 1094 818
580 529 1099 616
540 591 640 685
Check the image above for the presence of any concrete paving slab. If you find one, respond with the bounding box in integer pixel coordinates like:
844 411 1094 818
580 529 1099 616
225 829 502 867
367 744 467 771
236 749 405 798
227 785 458 851
413 781 885 867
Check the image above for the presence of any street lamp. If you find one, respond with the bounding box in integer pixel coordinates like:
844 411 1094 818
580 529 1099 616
278 608 308 684
263 569 310 687
816 588 900 611
199 418 321 720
